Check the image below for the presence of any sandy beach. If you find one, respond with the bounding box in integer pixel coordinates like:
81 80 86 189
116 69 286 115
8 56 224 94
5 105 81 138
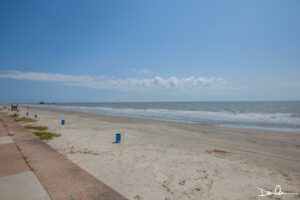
4 106 300 200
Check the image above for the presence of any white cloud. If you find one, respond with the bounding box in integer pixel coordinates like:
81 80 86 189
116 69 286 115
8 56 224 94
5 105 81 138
0 71 226 90
130 67 150 75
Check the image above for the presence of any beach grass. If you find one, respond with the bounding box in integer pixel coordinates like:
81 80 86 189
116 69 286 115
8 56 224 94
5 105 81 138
25 125 48 131
33 131 61 140
15 117 37 123
9 113 19 118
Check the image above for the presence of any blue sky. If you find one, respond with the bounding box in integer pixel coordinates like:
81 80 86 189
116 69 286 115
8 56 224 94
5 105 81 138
0 0 300 103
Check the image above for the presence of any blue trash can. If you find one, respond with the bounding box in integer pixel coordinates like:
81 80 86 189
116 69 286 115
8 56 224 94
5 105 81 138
61 120 65 125
115 133 121 143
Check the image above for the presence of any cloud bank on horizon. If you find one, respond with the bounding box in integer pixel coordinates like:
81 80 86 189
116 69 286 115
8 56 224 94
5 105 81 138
0 71 227 91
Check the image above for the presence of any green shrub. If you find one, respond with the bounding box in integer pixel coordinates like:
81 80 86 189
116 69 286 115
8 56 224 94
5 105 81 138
15 117 37 123
25 125 48 131
33 131 60 140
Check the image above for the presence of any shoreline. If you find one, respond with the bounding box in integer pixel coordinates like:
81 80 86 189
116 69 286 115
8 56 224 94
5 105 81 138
2 105 300 200
22 104 300 134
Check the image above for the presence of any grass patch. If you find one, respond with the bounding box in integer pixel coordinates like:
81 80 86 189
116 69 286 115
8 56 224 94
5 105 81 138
25 125 48 131
15 117 37 123
9 113 19 118
33 131 60 140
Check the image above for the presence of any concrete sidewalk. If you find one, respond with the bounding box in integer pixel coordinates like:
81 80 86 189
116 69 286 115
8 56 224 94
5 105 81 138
0 117 51 200
0 113 127 200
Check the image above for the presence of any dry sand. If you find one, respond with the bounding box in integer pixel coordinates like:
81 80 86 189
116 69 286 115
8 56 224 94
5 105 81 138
4 106 300 200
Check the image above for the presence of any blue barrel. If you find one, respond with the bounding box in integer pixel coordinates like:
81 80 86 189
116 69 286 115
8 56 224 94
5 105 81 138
115 133 121 143
61 120 65 125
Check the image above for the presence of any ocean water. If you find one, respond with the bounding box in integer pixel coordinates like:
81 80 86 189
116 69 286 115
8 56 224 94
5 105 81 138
30 101 300 133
